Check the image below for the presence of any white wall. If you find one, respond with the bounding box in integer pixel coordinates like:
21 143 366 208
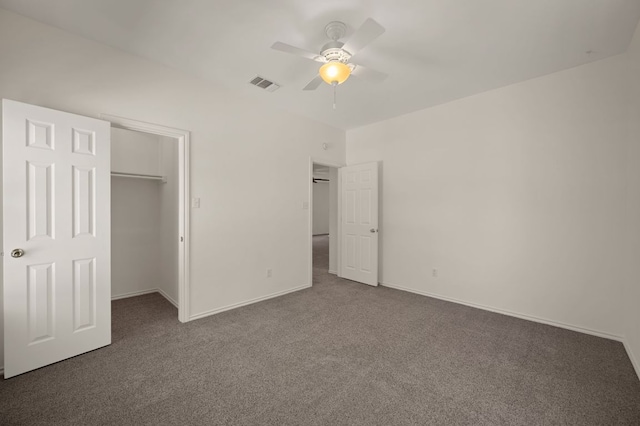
624 22 640 378
312 180 330 235
111 177 162 297
0 9 345 369
347 52 630 339
3 5 636 379
111 127 161 176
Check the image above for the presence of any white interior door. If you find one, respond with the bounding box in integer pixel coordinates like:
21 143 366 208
339 162 379 286
2 99 111 378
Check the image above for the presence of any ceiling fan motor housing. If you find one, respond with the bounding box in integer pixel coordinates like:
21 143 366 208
321 42 351 63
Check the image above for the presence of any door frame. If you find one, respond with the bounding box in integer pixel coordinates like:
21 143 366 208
102 114 191 323
308 157 344 286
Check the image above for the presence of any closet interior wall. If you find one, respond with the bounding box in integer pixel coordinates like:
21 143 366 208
111 127 178 306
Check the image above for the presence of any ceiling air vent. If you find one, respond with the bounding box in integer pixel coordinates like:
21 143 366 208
249 76 280 92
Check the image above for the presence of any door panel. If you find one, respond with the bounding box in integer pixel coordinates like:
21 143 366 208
360 189 372 224
3 99 111 378
26 119 54 150
27 263 55 344
360 236 372 272
27 161 55 240
72 165 96 237
73 257 96 331
339 162 379 286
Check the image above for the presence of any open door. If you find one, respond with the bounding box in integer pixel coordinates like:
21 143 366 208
339 162 379 286
2 100 111 378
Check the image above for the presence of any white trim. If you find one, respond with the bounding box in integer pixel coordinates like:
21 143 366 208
111 289 159 301
189 284 311 321
337 167 342 279
111 288 178 308
328 270 337 275
5 285 636 381
157 288 179 308
624 341 640 381
309 157 344 287
101 114 191 323
381 282 624 342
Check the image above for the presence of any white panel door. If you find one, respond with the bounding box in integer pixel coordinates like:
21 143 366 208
339 162 379 286
2 99 111 378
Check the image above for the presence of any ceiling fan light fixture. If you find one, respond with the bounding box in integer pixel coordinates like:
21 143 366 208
319 61 351 85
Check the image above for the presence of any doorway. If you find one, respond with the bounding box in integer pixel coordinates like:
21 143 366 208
310 160 340 285
110 127 180 316
102 115 191 322
308 158 381 288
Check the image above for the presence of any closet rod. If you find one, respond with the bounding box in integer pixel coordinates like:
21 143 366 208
111 172 166 182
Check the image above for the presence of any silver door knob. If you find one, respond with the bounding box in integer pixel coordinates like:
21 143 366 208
11 248 25 258
370 228 378 233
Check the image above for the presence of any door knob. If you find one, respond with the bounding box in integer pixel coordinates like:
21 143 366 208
11 248 25 258
370 228 378 233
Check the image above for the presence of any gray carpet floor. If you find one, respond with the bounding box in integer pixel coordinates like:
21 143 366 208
1 235 639 425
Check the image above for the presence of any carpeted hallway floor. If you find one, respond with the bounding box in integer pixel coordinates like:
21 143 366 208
1 235 639 425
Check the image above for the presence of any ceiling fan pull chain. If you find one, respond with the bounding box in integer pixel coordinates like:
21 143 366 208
333 81 337 110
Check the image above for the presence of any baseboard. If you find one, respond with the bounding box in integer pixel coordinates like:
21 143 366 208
328 270 337 275
5 284 636 382
381 282 624 342
111 289 158 301
112 288 178 308
623 341 640 381
189 284 312 322
156 288 178 308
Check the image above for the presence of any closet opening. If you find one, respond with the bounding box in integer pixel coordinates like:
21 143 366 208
104 115 191 323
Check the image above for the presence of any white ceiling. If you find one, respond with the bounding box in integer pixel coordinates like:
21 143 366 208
1 0 639 130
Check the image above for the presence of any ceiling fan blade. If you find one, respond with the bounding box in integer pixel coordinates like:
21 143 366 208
350 64 388 82
303 75 324 91
271 42 326 63
342 18 385 56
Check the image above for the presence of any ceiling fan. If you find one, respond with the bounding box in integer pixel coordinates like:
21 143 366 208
271 18 388 91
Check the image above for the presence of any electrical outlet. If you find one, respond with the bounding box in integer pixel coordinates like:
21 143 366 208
432 268 438 278
192 198 201 208
266 268 272 278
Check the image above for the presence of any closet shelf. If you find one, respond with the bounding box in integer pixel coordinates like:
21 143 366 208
111 172 167 183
